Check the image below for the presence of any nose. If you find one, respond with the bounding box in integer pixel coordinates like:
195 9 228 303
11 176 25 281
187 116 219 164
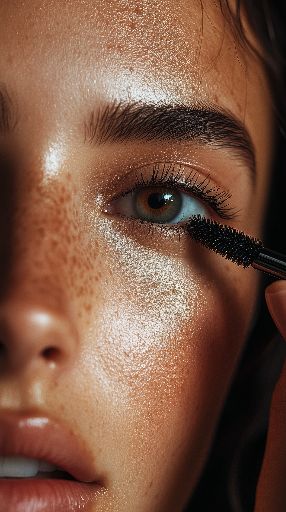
0 150 82 379
0 298 78 375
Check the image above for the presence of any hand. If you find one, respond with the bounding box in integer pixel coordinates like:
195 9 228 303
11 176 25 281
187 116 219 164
255 281 286 512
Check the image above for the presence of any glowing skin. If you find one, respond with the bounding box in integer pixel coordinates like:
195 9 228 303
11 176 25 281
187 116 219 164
0 1 274 511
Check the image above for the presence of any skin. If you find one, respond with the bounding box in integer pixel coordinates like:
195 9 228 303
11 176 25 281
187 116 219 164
0 0 281 510
256 283 286 512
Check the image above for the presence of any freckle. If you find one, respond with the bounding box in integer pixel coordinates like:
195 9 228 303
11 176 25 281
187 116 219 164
128 21 136 30
84 303 91 313
65 191 72 202
71 255 78 266
106 42 124 52
6 54 13 65
73 233 81 244
37 227 45 238
61 253 68 265
134 5 143 15
93 274 99 283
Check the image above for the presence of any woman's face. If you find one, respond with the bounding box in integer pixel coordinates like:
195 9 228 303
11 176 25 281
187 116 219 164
0 1 274 510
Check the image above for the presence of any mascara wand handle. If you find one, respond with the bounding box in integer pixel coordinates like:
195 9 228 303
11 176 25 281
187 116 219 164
252 247 286 279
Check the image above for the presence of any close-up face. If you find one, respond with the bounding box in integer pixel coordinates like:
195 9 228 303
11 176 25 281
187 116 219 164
0 1 275 511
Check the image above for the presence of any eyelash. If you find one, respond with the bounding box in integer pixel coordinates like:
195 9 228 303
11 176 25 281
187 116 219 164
118 162 238 221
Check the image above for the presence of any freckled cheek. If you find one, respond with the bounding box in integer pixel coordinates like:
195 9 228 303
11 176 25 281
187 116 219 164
82 222 252 417
75 222 258 499
81 251 252 499
94 277 244 407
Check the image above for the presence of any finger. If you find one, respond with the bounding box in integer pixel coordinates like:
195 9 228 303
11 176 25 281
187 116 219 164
254 282 286 511
254 357 286 512
265 280 286 340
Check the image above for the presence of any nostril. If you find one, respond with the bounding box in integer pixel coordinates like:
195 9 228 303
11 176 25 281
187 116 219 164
41 346 62 362
0 342 6 357
0 304 77 372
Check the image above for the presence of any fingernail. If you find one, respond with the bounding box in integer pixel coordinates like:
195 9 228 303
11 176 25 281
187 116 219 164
266 283 286 340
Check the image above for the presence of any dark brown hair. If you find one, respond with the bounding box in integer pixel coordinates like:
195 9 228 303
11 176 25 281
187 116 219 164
224 1 286 132
186 3 286 511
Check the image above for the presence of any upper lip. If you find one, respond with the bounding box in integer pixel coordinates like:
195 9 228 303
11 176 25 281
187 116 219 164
0 410 98 483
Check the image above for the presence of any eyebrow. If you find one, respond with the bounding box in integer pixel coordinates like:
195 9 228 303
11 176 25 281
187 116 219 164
84 101 256 175
0 82 256 176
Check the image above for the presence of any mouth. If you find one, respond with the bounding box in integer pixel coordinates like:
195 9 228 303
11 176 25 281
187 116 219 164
0 476 101 512
0 411 104 512
0 476 100 511
0 456 77 480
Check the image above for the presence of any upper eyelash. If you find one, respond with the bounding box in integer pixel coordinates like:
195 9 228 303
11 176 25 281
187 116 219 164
120 162 239 220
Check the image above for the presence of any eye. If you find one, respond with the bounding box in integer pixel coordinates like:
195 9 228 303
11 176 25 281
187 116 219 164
109 185 208 224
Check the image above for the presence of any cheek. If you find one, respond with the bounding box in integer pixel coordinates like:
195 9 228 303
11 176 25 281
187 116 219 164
74 217 257 503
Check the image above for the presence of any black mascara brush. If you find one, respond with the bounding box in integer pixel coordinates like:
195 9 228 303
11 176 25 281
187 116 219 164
187 215 286 279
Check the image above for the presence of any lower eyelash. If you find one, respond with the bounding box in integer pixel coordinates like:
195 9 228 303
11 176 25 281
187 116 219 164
131 162 239 220
122 215 186 242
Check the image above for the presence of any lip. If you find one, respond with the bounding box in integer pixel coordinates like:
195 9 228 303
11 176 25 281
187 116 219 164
0 410 103 512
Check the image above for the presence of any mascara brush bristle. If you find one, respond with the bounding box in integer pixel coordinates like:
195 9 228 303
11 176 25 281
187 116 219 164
187 216 263 267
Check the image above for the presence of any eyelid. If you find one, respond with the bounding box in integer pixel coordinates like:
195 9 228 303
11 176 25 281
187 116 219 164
105 161 238 221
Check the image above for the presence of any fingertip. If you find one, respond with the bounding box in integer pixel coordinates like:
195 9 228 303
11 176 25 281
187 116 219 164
266 280 286 297
265 280 286 340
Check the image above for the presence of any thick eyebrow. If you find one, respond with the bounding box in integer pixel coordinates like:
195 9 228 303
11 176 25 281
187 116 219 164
84 101 256 175
0 83 255 176
0 84 18 134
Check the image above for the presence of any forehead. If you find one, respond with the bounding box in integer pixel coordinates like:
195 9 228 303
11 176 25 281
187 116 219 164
0 0 273 178
0 0 264 110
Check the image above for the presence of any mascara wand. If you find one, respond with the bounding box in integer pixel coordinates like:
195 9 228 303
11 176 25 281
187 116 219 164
187 216 286 280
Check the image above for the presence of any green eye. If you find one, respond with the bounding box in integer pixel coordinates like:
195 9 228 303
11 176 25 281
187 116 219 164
110 185 207 225
133 187 183 223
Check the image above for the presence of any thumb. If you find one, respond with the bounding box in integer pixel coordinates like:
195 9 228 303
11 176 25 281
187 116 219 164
265 281 286 340
254 280 286 512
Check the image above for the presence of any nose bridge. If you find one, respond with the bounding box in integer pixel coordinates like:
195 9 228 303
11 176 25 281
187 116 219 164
0 154 76 298
0 154 83 377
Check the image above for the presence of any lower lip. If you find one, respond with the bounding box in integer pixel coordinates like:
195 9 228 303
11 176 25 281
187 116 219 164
0 478 101 512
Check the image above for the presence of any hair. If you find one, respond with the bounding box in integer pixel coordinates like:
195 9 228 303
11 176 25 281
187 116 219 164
224 1 286 133
185 2 286 511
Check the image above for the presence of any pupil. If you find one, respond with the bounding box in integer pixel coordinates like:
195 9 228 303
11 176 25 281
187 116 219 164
148 192 172 210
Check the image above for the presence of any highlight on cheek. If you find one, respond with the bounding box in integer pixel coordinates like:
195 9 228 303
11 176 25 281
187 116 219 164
95 215 206 355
